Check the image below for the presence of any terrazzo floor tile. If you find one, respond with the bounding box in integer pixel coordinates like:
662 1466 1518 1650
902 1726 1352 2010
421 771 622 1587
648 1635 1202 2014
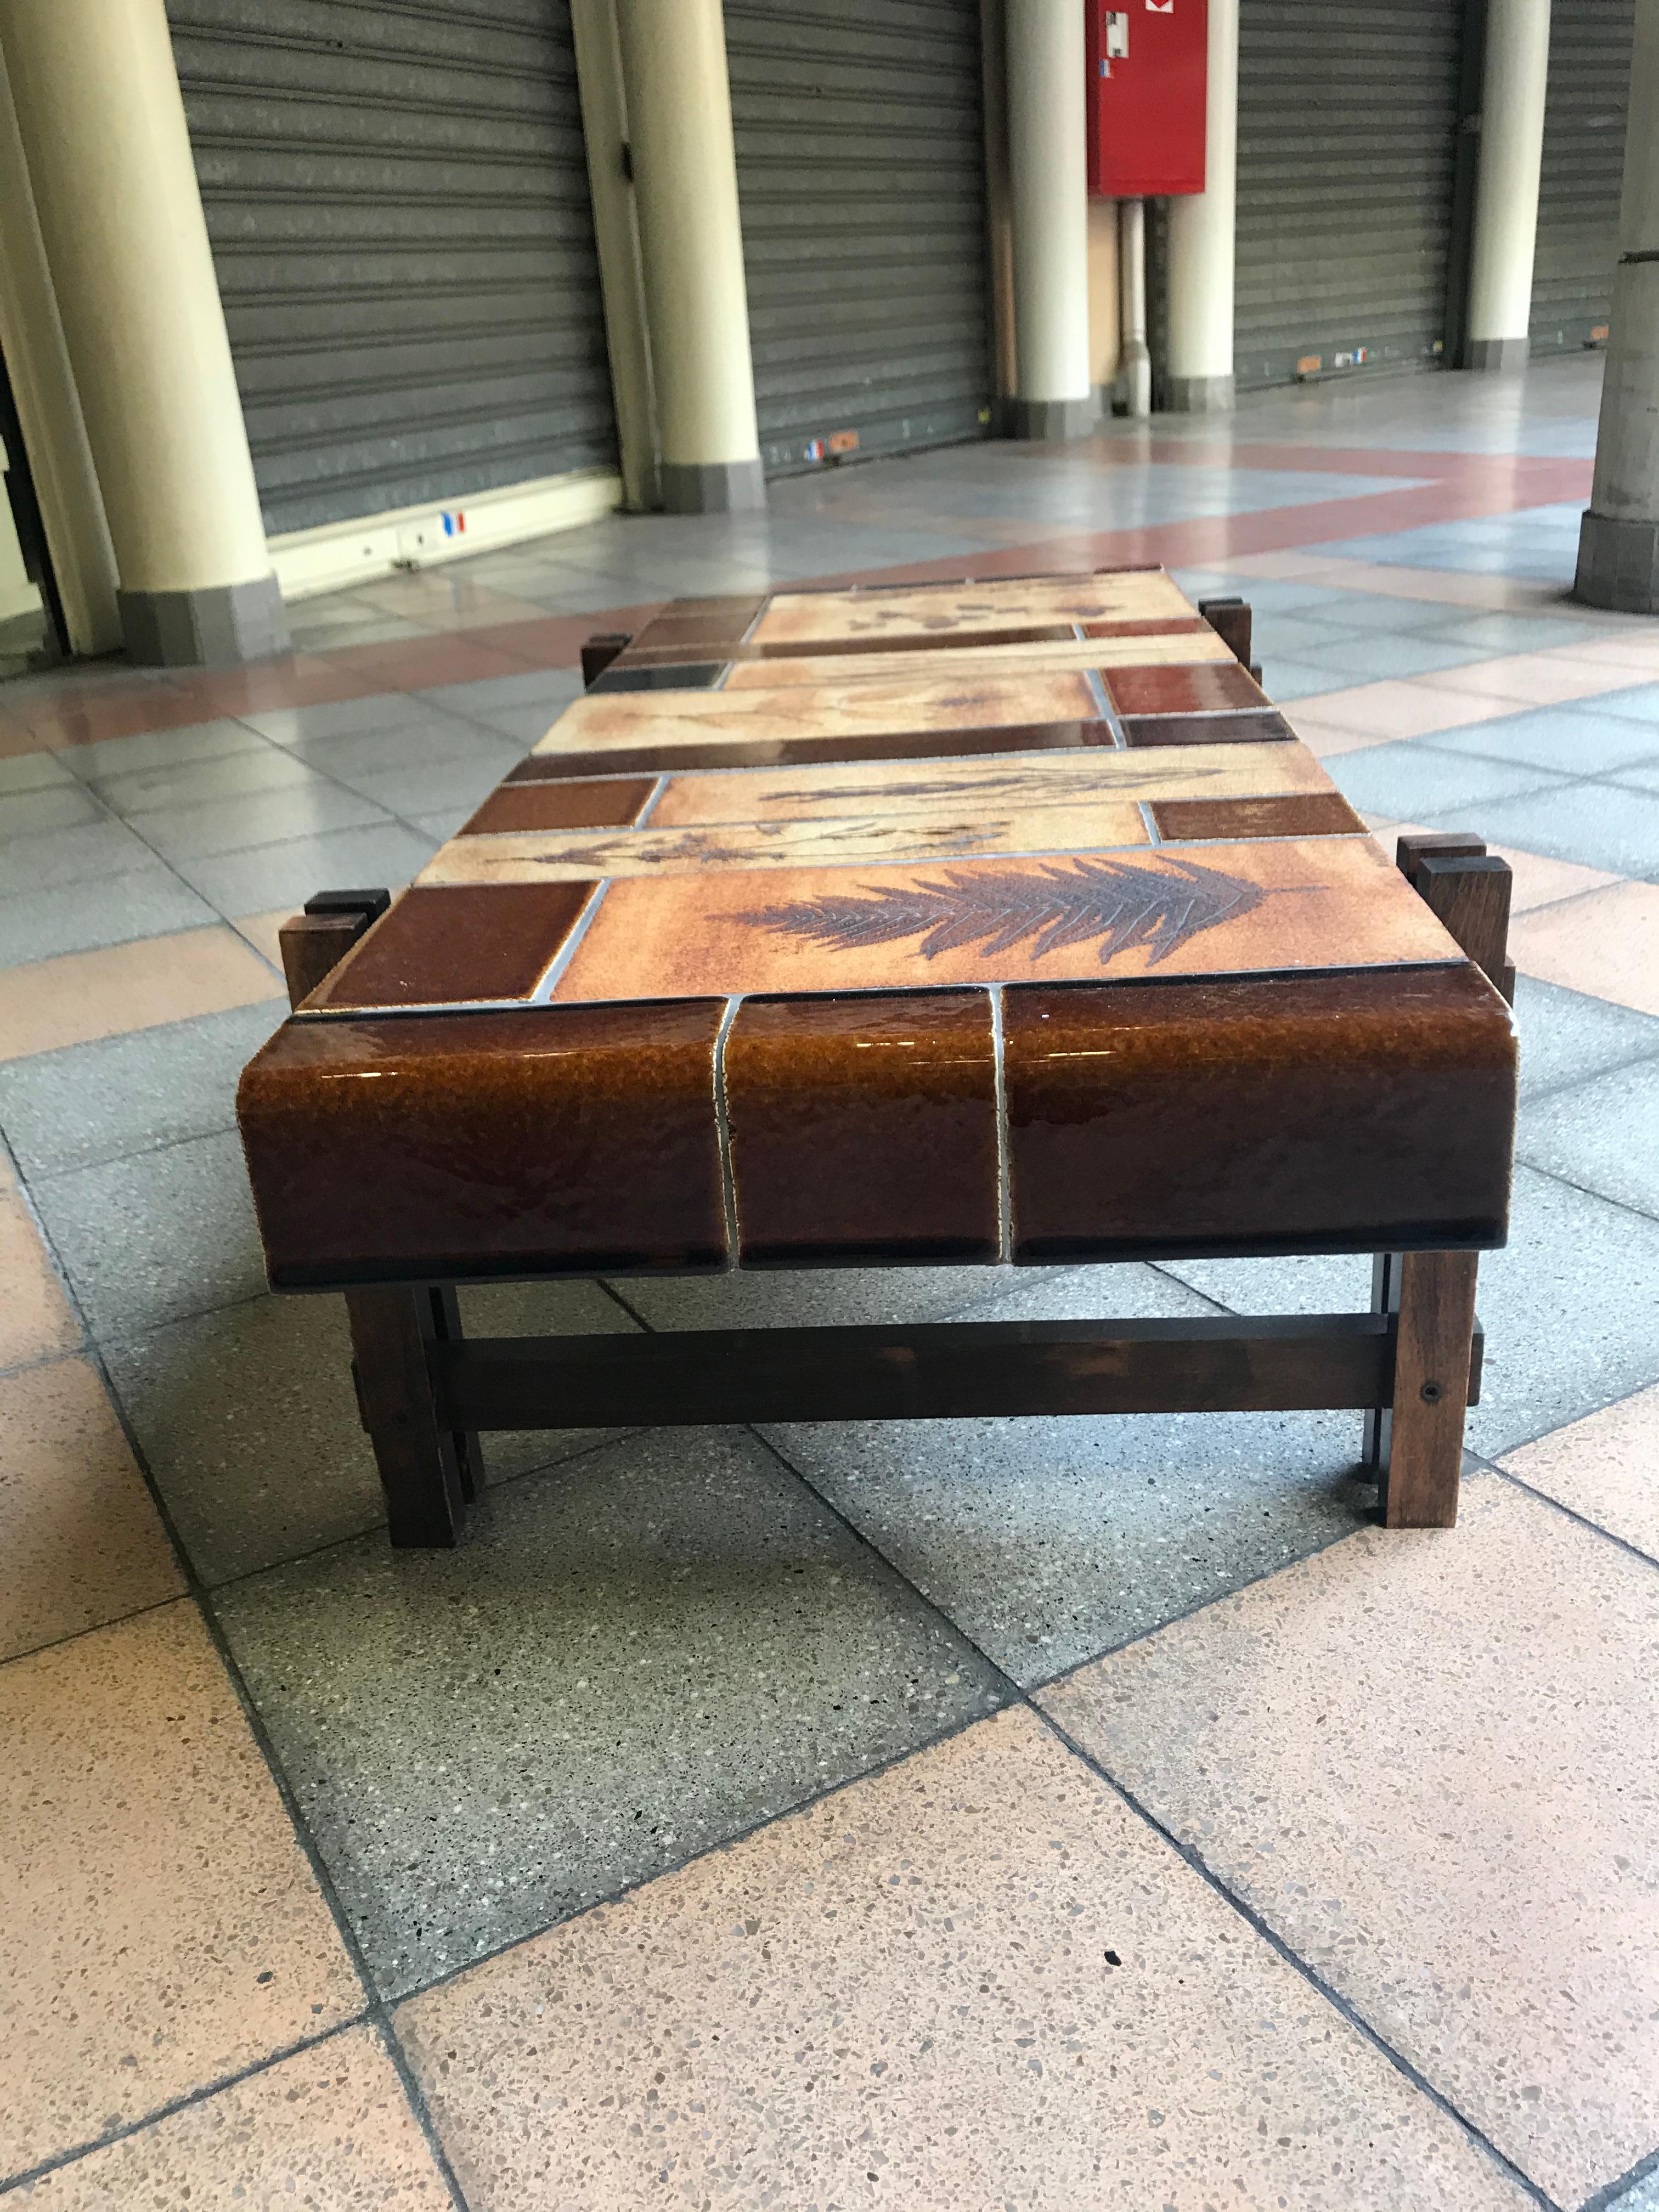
0 925 279 1062
0 782 106 839
1509 972 1659 1098
1429 701 1659 777
1289 678 1521 744
396 1704 1533 2212
1039 1479 1659 2207
1437 777 1659 878
459 1276 643 1485
0 749 75 795
1499 1381 1659 1561
1517 1057 1659 1218
1294 631 1493 683
0 1188 81 1369
1 1600 363 2180
130 777 390 864
620 1260 1057 1333
336 748 524 820
87 743 318 819
1510 880 1659 1017
0 1356 183 1661
1609 2165 1659 2212
172 820 438 918
0 998 286 1180
1326 739 1571 823
266 708 520 779
767 1265 1374 1683
0 865 219 969
242 692 467 746
31 1128 267 1339
215 1426 1005 1997
10 2025 450 2208
53 716 268 783
3 816 180 896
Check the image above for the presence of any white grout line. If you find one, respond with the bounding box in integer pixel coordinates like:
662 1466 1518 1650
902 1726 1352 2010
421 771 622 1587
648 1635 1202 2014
631 773 670 827
712 995 744 1267
529 878 610 1001
988 984 1013 1266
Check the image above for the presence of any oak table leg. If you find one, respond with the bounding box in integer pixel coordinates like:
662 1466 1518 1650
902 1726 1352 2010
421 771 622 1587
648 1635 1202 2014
1367 1249 1480 1527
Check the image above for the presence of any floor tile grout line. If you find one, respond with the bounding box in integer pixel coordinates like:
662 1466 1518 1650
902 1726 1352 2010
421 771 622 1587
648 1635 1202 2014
1580 2140 1659 2212
735 1421 1563 2210
1474 1455 1659 1577
0 2017 370 2200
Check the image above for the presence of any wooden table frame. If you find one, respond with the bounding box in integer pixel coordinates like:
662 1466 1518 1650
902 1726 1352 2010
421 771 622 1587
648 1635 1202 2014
277 831 1512 1551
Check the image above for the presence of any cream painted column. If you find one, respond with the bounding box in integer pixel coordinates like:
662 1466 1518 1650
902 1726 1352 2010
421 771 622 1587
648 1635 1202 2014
0 0 285 664
1466 0 1551 372
1165 0 1239 413
1578 0 1659 608
1006 0 1094 438
613 0 764 513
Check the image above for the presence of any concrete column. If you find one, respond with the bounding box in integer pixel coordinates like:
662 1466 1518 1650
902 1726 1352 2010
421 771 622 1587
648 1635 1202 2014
0 0 285 664
1466 0 1551 373
1578 0 1659 610
571 0 660 513
613 0 764 514
1006 0 1095 439
1165 0 1239 413
0 41 120 657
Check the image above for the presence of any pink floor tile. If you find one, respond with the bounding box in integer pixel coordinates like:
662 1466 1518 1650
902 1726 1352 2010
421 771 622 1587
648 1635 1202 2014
1286 679 1517 747
399 1707 1531 2211
1500 1384 1659 1561
1040 1480 1659 2205
1510 880 1659 1017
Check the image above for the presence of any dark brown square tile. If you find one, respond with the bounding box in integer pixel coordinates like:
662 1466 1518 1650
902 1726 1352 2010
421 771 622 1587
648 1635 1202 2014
313 882 596 1008
1151 793 1365 840
459 777 657 837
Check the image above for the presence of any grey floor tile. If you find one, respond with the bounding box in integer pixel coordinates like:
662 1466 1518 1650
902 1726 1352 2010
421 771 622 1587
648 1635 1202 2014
1294 633 1490 682
0 865 218 967
132 776 389 862
174 821 438 916
0 749 76 795
1250 657 1348 703
270 714 521 782
103 1290 384 1584
1612 759 1659 794
449 700 568 745
0 781 106 840
243 693 450 746
212 1426 1005 1995
1328 740 1571 823
88 743 314 819
0 998 286 1179
1605 2163 1659 2212
1517 1059 1659 1220
620 1261 1050 1333
32 1128 266 1339
56 717 267 783
1591 681 1659 730
768 1264 1370 1685
1437 777 1659 878
1430 703 1659 777
336 749 520 819
1430 611 1618 654
458 1277 644 1484
1511 973 1659 1101
416 669 585 724
2 816 173 895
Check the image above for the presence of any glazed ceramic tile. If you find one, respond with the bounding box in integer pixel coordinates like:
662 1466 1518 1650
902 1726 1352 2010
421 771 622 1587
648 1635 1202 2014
459 775 657 836
551 838 1462 1006
721 626 1234 690
310 882 597 1008
1040 1480 1659 2205
397 1706 1533 2212
748 567 1195 643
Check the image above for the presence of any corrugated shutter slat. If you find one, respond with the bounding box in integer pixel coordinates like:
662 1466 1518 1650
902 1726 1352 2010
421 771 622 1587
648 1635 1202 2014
1530 0 1634 356
168 0 617 535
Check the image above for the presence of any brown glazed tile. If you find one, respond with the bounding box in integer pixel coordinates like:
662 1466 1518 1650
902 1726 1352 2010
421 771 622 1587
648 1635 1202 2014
11 2027 449 2207
397 1706 1533 2212
553 837 1464 1006
237 1000 727 1284
618 593 768 656
508 718 1120 783
311 882 596 1009
0 1190 81 1369
721 630 1231 691
2 1601 361 2177
748 567 1195 645
1150 792 1365 840
458 776 657 837
0 1357 183 1662
1104 660 1269 716
1121 707 1296 746
1004 963 1517 1259
725 991 999 1263
1038 1480 1659 2206
748 622 1079 661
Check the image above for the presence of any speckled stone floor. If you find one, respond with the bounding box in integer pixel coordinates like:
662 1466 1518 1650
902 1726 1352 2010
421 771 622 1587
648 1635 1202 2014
4 356 1659 2210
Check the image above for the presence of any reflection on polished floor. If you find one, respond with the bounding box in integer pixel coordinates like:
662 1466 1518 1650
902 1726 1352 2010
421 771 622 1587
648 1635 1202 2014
4 355 1659 2209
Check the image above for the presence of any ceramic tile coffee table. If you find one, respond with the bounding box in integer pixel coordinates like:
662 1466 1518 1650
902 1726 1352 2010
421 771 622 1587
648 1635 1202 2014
238 569 1518 1548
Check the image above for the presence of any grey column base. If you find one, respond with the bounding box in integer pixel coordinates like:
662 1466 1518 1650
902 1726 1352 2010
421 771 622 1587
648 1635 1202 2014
659 458 767 514
119 573 290 667
1576 509 1659 613
1466 336 1531 374
1163 374 1235 415
1007 395 1099 442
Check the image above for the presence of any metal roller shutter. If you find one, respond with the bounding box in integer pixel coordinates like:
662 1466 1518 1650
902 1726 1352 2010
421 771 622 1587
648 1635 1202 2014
167 0 617 535
723 0 994 477
1530 0 1634 357
1234 0 1465 391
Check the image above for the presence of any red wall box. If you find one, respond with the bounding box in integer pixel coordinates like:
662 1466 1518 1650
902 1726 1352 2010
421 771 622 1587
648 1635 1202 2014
1086 0 1207 199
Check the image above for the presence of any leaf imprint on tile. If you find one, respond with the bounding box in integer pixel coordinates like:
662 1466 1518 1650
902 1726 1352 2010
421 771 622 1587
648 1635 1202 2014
736 855 1289 968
